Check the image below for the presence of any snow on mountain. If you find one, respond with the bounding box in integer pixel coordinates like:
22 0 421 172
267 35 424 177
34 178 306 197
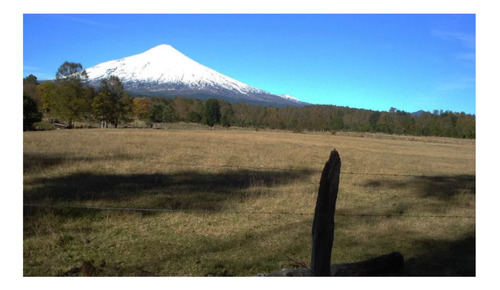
279 94 302 103
85 44 306 107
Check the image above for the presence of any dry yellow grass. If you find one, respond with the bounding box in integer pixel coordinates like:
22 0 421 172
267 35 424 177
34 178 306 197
23 127 475 276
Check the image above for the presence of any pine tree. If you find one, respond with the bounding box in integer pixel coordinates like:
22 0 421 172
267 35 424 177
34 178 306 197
204 99 221 128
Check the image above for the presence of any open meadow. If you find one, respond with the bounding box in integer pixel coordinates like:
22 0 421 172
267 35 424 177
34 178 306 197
23 126 475 276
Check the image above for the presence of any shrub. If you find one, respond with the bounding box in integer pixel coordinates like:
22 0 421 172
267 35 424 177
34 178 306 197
23 95 42 131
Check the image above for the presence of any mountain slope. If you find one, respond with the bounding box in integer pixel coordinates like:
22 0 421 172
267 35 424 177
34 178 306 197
85 44 306 107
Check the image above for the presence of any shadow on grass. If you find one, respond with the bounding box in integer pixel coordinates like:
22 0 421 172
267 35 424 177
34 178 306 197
402 232 475 276
24 168 316 213
342 174 475 276
23 153 136 174
362 174 475 200
415 175 475 200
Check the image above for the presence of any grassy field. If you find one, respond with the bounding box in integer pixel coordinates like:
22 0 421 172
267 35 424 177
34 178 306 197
23 125 475 276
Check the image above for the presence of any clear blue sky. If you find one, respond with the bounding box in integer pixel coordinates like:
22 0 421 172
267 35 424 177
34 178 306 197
23 14 475 114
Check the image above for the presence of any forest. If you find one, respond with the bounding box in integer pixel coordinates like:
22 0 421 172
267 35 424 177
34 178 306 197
23 62 475 139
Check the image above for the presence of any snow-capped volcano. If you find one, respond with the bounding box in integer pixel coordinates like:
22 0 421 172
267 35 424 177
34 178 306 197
85 44 305 106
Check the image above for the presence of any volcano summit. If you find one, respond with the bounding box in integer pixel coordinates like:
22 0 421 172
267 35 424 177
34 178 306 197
85 44 305 107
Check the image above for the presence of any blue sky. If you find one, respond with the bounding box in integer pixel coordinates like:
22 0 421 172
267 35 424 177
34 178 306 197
23 14 475 114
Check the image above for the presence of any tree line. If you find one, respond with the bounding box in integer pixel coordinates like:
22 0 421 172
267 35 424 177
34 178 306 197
24 62 475 139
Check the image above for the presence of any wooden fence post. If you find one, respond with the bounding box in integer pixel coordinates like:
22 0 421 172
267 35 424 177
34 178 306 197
311 150 341 276
258 149 403 277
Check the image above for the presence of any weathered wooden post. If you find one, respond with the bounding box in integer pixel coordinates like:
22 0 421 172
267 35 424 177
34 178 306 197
311 150 341 276
258 149 404 277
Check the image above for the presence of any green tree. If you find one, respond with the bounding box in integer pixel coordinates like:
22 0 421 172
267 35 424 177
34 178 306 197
92 76 132 128
92 91 114 127
220 102 234 127
204 99 221 128
43 62 92 127
161 103 177 123
54 78 90 127
23 94 42 131
24 74 39 85
376 112 393 133
328 116 344 132
81 86 97 122
150 103 166 123
438 112 457 137
56 62 87 80
455 113 475 138
369 112 381 131
187 111 202 123
23 74 40 105
119 93 134 124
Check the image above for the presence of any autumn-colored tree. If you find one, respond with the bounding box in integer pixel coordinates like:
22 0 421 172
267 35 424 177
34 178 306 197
37 81 57 118
265 107 279 129
133 97 153 122
171 96 191 121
